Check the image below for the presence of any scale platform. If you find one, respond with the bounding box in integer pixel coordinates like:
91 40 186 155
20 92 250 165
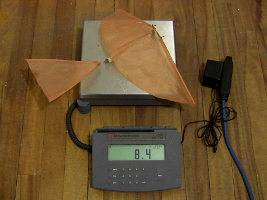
79 20 177 106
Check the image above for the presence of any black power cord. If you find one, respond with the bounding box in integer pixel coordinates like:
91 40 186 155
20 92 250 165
66 100 92 151
181 91 237 152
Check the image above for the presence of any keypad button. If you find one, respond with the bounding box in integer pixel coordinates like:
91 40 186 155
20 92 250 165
155 174 164 181
107 166 147 187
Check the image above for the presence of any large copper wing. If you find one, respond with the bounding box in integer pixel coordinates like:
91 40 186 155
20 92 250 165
100 9 195 106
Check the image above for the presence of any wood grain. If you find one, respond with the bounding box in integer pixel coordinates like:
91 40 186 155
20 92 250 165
243 30 267 200
115 0 135 14
16 175 40 200
0 0 37 199
37 0 76 199
0 123 22 200
0 0 266 199
249 0 267 85
0 0 20 99
18 0 57 176
174 1 211 200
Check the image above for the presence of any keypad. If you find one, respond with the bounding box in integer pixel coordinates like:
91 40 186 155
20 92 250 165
107 167 146 185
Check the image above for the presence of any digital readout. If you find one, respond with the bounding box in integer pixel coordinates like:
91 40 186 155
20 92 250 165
108 144 165 161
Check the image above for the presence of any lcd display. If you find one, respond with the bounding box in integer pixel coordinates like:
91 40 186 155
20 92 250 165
108 144 165 161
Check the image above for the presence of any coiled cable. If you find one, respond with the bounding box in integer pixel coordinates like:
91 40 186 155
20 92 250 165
66 100 92 151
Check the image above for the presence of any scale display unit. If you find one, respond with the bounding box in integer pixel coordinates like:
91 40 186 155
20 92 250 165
92 127 182 192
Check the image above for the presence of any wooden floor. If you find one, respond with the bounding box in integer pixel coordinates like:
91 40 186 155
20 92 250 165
1 0 267 199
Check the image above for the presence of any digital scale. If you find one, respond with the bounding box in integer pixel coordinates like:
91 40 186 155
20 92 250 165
92 126 181 192
77 20 182 192
78 20 176 110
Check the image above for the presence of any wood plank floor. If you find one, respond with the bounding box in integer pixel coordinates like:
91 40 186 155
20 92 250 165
0 0 266 199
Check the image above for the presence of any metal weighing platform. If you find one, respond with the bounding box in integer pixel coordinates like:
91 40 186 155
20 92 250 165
79 20 176 106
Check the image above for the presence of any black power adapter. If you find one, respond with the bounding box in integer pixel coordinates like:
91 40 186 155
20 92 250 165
202 60 223 90
202 56 233 101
